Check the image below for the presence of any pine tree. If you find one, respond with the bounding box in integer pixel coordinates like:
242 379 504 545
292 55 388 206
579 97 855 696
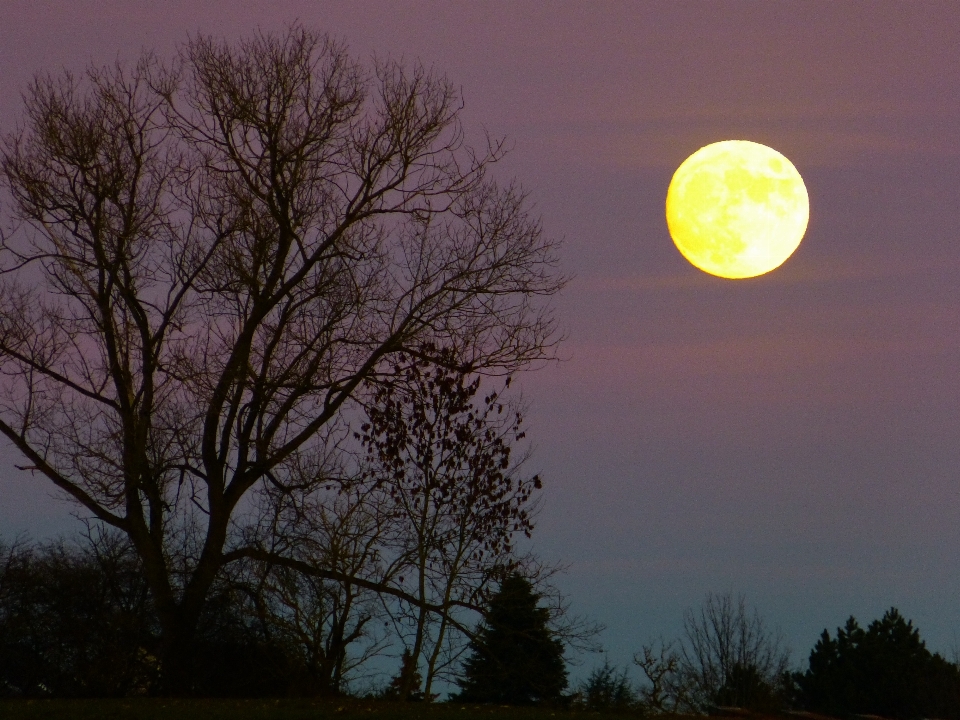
796 608 960 719
453 573 567 705
383 649 424 701
579 660 637 712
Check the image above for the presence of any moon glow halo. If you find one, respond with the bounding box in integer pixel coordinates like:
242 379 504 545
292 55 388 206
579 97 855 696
666 141 809 279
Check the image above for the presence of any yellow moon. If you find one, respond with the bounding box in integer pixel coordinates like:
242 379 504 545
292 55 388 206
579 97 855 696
666 140 809 279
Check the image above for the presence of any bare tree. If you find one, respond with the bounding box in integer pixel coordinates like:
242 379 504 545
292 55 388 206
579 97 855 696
358 348 541 700
677 591 790 711
0 25 563 694
634 638 691 713
633 594 789 714
234 474 395 696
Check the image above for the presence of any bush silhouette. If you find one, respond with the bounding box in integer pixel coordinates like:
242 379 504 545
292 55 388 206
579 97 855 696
713 662 782 712
579 660 637 712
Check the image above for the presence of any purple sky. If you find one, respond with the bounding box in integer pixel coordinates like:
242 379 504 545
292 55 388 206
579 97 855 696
4 1 960 680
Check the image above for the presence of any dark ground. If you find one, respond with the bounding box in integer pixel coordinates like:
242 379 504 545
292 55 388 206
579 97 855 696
0 699 730 720
0 698 627 720
0 700 851 720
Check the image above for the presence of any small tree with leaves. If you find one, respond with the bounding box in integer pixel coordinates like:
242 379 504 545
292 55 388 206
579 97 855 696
359 347 542 700
453 572 567 705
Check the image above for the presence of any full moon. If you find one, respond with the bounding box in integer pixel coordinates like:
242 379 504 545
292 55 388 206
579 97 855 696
665 140 809 279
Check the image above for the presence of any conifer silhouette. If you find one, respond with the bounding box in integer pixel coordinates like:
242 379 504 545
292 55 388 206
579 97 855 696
796 607 960 719
453 573 567 705
383 649 424 701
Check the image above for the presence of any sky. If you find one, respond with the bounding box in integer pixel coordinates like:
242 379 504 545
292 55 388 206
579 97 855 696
3 0 960 685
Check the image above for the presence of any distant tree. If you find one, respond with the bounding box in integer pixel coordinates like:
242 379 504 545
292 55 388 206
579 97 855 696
795 616 867 715
0 536 47 697
453 572 567 705
0 530 305 698
677 592 790 712
381 649 427 701
634 638 690 713
633 592 788 714
577 660 637 713
228 476 393 697
795 607 960 719
713 662 782 713
187 578 296 697
924 653 960 720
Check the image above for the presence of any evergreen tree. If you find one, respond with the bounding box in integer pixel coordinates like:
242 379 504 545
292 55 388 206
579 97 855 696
382 649 425 701
579 660 637 712
795 608 960 719
453 573 567 705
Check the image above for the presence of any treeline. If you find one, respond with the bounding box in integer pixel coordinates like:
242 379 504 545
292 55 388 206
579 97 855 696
577 592 960 720
0 528 377 697
0 358 580 699
4 531 960 720
0 533 575 700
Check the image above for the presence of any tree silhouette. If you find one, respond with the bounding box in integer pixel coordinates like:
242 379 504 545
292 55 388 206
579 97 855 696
713 662 781 712
358 348 542 700
382 649 426 701
0 531 156 697
0 531 303 698
578 660 637 712
633 638 691 713
795 607 960 719
677 592 790 712
453 573 567 705
0 24 563 694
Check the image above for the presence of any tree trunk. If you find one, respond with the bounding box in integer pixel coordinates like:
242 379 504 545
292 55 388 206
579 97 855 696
398 555 429 701
153 603 206 696
423 610 449 699
147 523 226 696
